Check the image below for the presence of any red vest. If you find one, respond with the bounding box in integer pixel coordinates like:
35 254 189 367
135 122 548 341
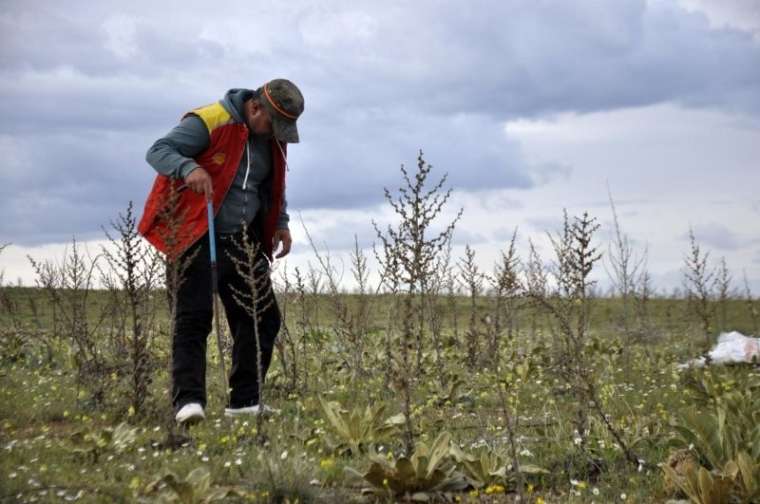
138 102 287 260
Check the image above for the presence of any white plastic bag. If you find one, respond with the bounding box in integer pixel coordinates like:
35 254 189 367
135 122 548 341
678 331 760 369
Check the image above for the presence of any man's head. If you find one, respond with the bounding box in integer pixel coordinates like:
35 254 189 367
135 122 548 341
245 79 304 143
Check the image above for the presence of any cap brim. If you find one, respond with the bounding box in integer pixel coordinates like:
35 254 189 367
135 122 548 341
272 116 299 143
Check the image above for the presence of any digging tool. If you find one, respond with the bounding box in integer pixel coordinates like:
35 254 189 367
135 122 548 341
207 199 229 407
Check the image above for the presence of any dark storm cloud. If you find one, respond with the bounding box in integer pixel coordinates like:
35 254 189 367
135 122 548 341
1 0 759 245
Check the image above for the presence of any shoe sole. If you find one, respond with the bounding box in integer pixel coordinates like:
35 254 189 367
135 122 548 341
224 410 261 418
176 413 205 425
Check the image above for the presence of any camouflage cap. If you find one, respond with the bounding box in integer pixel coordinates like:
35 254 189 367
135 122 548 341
259 79 304 143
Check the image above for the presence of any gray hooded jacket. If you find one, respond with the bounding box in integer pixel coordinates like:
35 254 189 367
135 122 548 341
145 89 289 234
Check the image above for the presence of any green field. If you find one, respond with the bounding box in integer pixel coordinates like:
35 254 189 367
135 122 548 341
1 282 758 503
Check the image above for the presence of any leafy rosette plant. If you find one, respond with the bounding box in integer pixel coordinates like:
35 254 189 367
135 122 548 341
319 396 405 455
663 380 760 502
143 467 247 503
68 422 137 462
450 444 549 490
348 431 468 501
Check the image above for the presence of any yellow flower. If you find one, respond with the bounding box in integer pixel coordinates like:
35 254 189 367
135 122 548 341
536 497 546 504
485 484 505 494
319 458 335 471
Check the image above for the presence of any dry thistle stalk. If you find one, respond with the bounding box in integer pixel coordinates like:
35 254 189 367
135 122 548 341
301 219 368 397
101 201 163 417
373 245 402 390
293 266 311 392
155 183 197 443
274 263 299 392
488 229 521 368
682 228 716 348
28 239 111 405
632 254 655 340
373 149 461 454
458 244 485 369
716 256 732 333
604 188 646 341
226 225 276 443
527 211 643 470
742 270 759 334
426 239 455 387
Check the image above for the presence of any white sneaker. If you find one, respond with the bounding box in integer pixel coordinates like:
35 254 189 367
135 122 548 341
175 403 205 424
224 404 280 418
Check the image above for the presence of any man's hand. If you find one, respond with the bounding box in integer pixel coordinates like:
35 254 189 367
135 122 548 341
272 229 292 259
185 168 213 200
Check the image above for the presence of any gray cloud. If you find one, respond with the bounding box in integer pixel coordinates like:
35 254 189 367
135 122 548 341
525 216 566 235
1 0 759 246
682 222 760 251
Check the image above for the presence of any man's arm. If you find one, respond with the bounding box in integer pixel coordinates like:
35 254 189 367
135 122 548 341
276 194 290 230
145 115 210 179
273 191 292 258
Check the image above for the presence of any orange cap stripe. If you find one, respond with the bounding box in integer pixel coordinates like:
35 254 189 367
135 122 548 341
263 84 297 120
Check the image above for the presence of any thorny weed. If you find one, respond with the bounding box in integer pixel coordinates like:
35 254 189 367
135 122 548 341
28 239 111 406
526 211 644 471
683 227 717 349
227 224 276 443
100 200 163 417
458 244 486 370
604 188 647 343
373 149 462 454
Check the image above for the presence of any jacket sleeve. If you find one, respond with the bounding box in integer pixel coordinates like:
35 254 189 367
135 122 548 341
276 191 290 230
145 115 210 179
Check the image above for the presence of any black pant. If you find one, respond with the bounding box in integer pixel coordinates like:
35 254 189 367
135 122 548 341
171 226 280 411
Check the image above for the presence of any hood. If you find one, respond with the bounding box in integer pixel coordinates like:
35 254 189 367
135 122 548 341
221 88 256 124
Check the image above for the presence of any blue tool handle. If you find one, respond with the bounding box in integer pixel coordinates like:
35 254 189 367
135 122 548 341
206 200 217 265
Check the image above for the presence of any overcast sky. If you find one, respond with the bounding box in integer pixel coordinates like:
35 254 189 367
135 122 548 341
1 0 759 294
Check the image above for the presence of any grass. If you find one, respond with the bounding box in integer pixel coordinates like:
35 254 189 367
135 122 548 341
1 286 758 503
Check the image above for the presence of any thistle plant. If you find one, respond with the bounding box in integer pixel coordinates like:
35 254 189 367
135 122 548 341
227 224 276 442
742 270 759 334
274 263 299 392
526 211 643 469
68 422 138 463
426 239 455 387
28 239 110 405
488 229 521 368
716 256 732 333
604 189 646 342
293 266 311 391
373 149 462 453
156 183 199 443
318 396 404 455
348 431 468 501
100 201 162 417
683 228 717 349
302 221 370 399
632 253 655 341
458 244 485 369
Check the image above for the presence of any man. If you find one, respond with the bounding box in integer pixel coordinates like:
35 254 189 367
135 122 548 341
138 79 304 424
